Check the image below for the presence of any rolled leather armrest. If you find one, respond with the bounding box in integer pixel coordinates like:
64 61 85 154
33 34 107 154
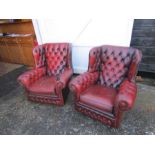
58 68 73 88
55 68 73 94
17 67 46 89
115 80 137 111
69 71 99 100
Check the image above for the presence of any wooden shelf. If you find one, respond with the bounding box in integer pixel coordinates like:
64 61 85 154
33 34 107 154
0 19 35 66
0 19 32 25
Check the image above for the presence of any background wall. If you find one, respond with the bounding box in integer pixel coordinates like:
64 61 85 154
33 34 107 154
131 19 155 73
33 19 134 73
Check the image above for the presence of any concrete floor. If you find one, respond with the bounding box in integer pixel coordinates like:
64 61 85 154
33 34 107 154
0 62 22 77
0 65 155 135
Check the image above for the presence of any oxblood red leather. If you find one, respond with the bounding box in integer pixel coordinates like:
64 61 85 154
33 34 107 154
27 76 57 95
115 80 137 111
18 43 73 105
80 85 117 113
69 45 142 128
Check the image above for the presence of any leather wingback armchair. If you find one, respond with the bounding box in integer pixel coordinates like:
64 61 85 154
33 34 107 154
69 45 142 128
18 43 73 105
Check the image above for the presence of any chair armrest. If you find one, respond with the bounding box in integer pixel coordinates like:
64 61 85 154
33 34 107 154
58 68 73 88
115 80 137 112
55 69 73 94
17 67 46 89
69 72 99 100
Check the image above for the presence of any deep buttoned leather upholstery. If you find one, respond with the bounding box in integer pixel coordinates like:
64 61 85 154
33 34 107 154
18 43 73 105
69 45 142 128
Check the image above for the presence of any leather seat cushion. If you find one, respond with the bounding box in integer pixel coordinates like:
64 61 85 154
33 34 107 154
27 76 57 95
80 85 117 113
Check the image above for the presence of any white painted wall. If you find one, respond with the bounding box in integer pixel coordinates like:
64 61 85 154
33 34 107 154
32 19 134 73
32 20 43 45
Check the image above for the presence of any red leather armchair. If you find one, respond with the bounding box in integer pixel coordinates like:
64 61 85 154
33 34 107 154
18 43 73 105
69 45 142 128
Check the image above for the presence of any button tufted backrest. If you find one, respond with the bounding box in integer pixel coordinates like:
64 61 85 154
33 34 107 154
44 43 71 76
100 46 134 88
33 45 46 68
88 46 101 72
33 43 72 77
88 45 142 88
